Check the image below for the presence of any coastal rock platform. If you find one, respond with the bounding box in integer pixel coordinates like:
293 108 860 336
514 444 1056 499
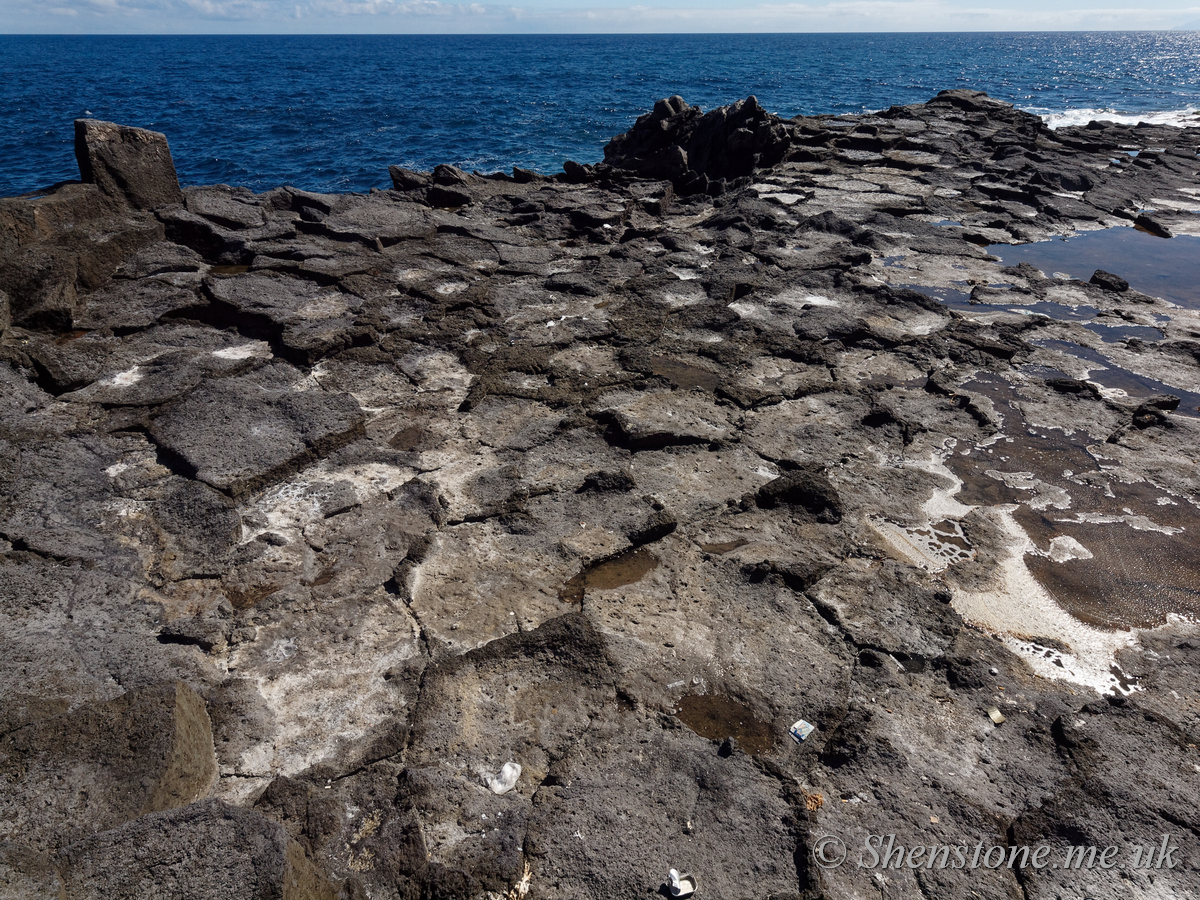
2 90 1200 899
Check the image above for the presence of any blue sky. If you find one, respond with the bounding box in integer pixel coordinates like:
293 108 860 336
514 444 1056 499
4 0 1200 34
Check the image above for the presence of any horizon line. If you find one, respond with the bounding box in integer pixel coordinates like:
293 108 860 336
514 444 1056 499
3 27 1198 35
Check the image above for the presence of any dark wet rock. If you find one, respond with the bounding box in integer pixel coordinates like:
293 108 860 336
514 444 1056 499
75 118 183 211
1089 268 1130 292
1134 212 1173 238
1132 394 1181 429
1045 377 1100 397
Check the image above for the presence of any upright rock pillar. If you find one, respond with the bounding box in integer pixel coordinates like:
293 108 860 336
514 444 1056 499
74 118 184 210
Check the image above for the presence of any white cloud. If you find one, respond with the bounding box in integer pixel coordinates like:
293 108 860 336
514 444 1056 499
4 0 1200 31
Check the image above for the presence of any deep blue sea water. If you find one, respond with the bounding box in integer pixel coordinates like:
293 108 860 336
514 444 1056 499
2 32 1199 197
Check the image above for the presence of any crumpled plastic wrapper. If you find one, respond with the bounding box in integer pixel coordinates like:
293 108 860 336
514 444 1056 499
484 761 522 794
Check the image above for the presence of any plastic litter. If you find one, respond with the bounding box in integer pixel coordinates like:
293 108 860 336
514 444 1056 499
484 761 522 794
987 707 1006 725
667 868 698 898
789 719 816 743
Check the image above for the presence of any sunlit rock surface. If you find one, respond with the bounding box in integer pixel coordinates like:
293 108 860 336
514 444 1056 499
3 90 1200 899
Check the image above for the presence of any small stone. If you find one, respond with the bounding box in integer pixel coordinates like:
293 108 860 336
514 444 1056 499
1089 269 1129 292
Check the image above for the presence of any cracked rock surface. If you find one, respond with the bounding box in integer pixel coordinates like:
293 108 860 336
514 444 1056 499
2 89 1200 898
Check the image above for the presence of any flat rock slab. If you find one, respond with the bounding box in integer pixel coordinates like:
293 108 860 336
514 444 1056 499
524 714 803 900
401 616 615 893
60 341 269 407
319 196 436 245
184 185 268 229
595 390 731 449
205 271 337 324
150 368 366 497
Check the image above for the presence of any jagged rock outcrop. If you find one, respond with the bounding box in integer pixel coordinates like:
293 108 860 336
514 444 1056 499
603 88 1056 198
604 93 793 194
2 93 1200 899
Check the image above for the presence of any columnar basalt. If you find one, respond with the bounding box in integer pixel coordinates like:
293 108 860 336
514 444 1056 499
2 92 1200 899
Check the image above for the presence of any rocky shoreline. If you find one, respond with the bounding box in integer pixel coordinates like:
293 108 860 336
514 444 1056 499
2 89 1200 899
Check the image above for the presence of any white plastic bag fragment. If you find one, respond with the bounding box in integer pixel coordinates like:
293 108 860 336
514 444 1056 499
484 761 522 794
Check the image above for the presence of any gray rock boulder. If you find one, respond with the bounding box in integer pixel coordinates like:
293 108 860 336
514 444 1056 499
1089 269 1130 292
0 184 163 328
74 118 184 210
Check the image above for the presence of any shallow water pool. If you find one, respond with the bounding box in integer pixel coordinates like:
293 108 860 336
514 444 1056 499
989 227 1200 309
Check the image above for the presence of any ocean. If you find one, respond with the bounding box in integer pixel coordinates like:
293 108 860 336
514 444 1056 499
2 31 1199 197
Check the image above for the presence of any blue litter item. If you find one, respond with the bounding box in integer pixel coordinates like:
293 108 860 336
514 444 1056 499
789 720 815 743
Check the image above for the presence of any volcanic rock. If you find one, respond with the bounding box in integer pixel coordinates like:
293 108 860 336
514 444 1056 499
58 800 338 900
148 366 366 497
75 118 184 210
3 91 1200 900
0 681 217 851
1090 269 1130 292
